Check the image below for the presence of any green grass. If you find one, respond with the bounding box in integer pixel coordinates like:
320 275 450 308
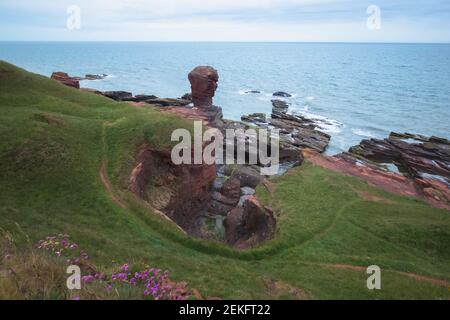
0 60 449 299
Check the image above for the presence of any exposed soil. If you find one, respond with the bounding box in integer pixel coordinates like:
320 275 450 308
99 160 127 209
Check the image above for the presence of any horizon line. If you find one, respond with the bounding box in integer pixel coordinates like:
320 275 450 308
1 40 450 45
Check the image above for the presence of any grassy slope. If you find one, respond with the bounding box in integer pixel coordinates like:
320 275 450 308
0 61 449 299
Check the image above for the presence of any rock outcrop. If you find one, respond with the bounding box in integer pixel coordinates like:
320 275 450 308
305 132 450 210
51 72 80 89
188 66 219 109
271 99 289 115
51 72 108 88
224 196 276 249
349 132 450 183
240 97 330 155
102 91 133 101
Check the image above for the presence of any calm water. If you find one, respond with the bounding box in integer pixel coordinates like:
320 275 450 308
1 42 449 154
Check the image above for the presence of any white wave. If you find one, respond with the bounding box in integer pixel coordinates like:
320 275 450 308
352 128 375 138
305 96 315 101
291 109 343 134
317 120 343 134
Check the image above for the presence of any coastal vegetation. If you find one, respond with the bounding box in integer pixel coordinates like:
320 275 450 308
0 61 449 299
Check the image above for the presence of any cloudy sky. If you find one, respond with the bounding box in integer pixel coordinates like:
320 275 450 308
0 0 449 42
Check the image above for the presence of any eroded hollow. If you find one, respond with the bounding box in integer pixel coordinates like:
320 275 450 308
129 148 216 236
128 147 276 248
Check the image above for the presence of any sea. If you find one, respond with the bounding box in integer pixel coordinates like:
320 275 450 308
1 42 449 155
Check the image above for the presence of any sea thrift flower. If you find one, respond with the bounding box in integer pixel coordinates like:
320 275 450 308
117 273 127 281
82 275 94 284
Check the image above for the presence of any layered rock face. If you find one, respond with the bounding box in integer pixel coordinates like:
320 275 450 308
188 66 219 109
51 72 80 89
240 98 331 158
129 148 216 234
347 132 450 208
349 133 450 182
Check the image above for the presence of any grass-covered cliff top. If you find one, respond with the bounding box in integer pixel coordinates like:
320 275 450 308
0 61 449 299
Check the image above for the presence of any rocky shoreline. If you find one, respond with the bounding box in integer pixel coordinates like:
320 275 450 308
50 66 450 248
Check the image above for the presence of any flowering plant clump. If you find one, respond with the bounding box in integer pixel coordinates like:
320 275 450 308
36 234 98 276
109 264 189 300
37 234 88 264
35 235 193 300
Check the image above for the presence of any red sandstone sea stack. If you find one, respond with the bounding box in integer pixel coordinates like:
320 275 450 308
188 66 219 108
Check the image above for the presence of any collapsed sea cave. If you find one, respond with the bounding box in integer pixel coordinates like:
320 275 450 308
127 146 277 249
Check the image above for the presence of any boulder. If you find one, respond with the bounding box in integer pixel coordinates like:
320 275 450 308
221 177 241 200
279 144 304 164
224 196 276 249
273 91 292 98
241 113 266 123
271 100 289 114
51 72 80 89
102 91 133 101
188 66 219 108
223 165 264 188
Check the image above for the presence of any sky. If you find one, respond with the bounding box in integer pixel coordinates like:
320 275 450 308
0 0 449 42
